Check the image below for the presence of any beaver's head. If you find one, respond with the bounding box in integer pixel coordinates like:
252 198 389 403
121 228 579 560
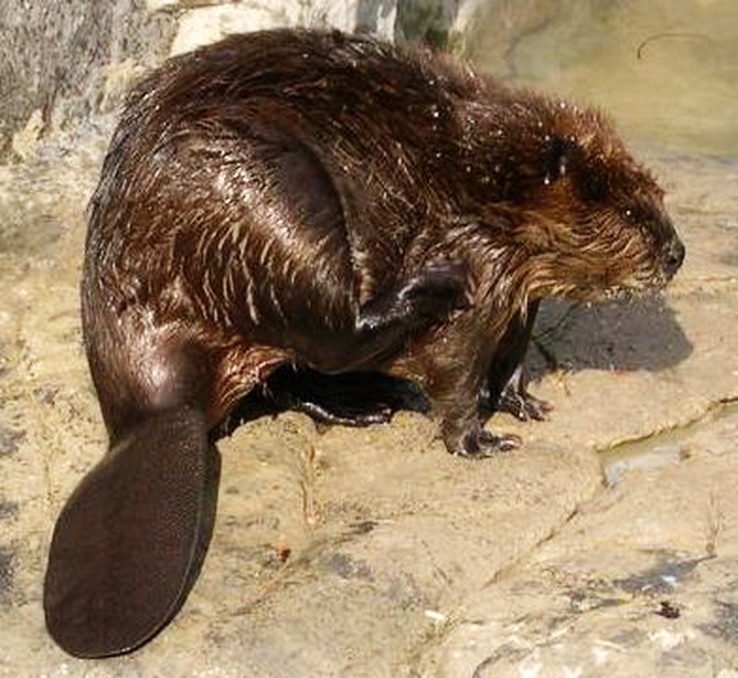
470 94 684 300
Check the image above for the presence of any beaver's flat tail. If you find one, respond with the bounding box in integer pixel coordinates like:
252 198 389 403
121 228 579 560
43 406 220 658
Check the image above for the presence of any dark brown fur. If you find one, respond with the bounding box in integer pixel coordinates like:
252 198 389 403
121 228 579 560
44 28 684 658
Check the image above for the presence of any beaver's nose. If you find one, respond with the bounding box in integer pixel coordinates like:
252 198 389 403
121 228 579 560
662 237 685 278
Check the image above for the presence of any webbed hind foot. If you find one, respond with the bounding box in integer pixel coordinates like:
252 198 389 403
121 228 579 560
257 367 430 427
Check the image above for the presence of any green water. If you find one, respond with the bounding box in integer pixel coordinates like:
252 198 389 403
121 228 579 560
470 0 738 157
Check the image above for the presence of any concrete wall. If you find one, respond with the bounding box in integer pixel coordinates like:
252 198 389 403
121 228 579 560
0 0 175 160
0 0 488 162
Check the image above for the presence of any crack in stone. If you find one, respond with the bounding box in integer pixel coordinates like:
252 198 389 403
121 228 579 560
600 397 738 456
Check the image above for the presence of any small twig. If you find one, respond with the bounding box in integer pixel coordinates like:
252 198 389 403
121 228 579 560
636 32 711 61
704 490 724 557
300 443 319 528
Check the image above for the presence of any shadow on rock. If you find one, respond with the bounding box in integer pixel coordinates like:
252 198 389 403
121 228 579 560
529 295 692 377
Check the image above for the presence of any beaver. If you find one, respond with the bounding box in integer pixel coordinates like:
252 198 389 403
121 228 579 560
44 28 684 657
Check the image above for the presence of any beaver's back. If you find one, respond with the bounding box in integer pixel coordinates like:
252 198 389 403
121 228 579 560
84 30 484 333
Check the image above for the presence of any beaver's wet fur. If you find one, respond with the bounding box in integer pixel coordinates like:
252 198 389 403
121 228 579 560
44 28 684 658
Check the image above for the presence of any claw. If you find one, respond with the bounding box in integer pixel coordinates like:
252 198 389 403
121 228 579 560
453 427 522 458
497 389 552 421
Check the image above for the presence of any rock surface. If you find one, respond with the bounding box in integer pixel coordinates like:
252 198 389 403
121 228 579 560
0 108 736 677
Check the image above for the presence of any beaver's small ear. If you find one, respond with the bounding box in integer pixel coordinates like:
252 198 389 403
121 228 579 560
542 136 575 183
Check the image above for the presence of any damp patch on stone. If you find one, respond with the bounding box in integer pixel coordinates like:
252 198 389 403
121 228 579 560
602 402 738 485
321 552 374 581
0 501 18 520
614 552 712 595
700 601 738 645
601 434 687 486
0 548 15 604
0 427 24 456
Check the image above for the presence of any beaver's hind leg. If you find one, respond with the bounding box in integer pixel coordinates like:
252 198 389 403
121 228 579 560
232 262 465 428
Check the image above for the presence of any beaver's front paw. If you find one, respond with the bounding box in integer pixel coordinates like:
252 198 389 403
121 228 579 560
445 423 521 457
